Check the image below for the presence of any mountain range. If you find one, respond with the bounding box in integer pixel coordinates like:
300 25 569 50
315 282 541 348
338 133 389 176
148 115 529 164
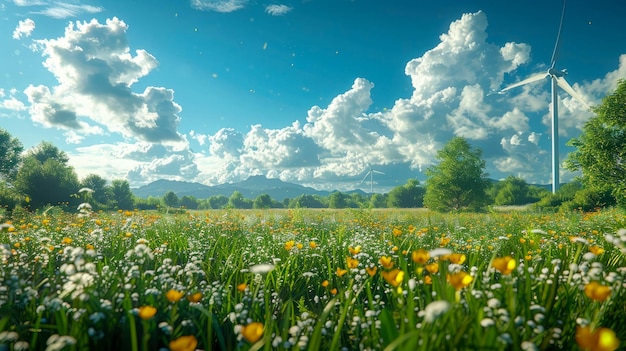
131 175 361 200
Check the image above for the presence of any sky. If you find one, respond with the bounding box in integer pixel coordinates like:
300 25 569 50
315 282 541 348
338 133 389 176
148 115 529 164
1 0 626 193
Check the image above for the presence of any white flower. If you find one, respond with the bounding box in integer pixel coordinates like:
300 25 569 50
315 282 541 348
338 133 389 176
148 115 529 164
423 300 451 323
249 263 275 274
429 248 452 258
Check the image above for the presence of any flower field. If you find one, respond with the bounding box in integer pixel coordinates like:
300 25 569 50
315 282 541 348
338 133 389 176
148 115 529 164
1 207 625 350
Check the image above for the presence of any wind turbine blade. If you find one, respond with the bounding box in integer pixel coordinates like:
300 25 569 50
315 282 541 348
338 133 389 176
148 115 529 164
373 170 385 175
361 171 371 183
501 72 549 92
550 0 568 67
555 76 590 110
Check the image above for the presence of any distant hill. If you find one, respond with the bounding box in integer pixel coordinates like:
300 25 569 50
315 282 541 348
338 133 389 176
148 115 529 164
131 175 342 200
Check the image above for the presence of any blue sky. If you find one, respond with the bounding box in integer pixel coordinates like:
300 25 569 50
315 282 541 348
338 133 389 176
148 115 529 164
1 0 625 192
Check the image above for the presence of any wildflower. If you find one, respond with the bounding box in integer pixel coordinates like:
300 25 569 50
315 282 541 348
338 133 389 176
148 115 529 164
382 269 404 287
166 289 184 303
575 326 620 351
439 237 451 246
86 244 95 250
425 263 439 274
379 256 394 269
241 322 264 343
187 292 203 303
330 288 338 295
321 280 329 288
423 300 450 323
62 237 73 245
584 282 612 302
309 241 317 249
589 246 605 255
296 242 303 249
424 275 433 285
492 256 517 275
447 271 473 290
447 253 466 264
366 266 378 277
392 227 402 236
411 249 430 264
138 306 157 320
237 283 248 292
348 246 361 256
169 335 198 351
284 240 295 251
430 248 452 258
346 257 359 269
336 267 348 277
249 263 275 274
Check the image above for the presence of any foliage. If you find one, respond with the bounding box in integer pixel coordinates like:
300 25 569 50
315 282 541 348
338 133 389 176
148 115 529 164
14 143 80 210
491 176 541 206
253 194 273 209
228 191 252 209
80 174 114 211
387 178 425 208
0 128 24 181
567 79 626 207
424 137 490 212
180 196 199 210
110 179 135 210
0 208 624 350
533 181 582 212
163 191 180 208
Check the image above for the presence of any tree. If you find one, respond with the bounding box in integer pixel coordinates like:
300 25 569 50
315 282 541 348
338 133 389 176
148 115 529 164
253 194 273 209
328 191 348 208
566 79 626 207
424 137 490 212
80 174 113 210
493 176 533 206
180 195 198 209
387 179 425 208
0 128 23 181
163 191 180 208
228 191 252 209
207 195 229 209
110 179 134 210
14 143 80 210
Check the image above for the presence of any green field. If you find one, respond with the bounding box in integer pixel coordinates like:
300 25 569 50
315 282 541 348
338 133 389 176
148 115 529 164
1 208 625 350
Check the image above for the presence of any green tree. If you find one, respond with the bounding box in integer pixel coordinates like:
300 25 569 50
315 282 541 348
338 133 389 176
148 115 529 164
228 191 252 209
328 191 348 208
207 195 229 209
14 143 80 210
0 128 23 181
424 137 489 212
566 79 626 207
163 191 180 208
180 195 198 209
290 194 324 208
110 179 134 210
493 176 532 206
369 193 388 208
253 194 273 209
387 179 425 208
80 174 113 210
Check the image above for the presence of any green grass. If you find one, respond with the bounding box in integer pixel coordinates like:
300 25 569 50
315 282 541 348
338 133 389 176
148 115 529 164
1 208 625 350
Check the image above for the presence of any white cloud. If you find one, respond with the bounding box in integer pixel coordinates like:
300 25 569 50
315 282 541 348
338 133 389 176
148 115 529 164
13 18 35 39
265 4 292 16
24 18 182 143
35 3 103 19
191 0 247 13
1 96 27 111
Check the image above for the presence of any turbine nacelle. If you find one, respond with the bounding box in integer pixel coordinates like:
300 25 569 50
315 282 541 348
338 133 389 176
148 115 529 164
548 67 566 77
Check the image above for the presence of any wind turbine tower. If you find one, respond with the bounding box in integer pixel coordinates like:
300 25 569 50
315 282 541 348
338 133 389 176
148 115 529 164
361 165 384 196
500 0 589 193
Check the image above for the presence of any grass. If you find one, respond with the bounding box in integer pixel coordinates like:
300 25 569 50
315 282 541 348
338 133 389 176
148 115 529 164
1 207 625 350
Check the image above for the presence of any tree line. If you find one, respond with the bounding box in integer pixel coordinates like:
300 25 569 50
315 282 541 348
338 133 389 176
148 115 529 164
2 79 625 214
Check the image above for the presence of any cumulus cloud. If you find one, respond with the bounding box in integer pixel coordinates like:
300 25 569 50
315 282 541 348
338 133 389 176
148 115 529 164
13 18 35 39
191 0 247 12
265 4 292 16
24 17 182 143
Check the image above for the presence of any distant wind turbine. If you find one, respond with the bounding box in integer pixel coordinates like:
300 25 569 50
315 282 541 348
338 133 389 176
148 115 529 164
500 0 589 193
361 165 384 196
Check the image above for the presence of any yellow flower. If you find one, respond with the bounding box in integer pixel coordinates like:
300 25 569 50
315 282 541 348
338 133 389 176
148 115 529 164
584 281 612 302
330 288 338 295
284 240 295 251
346 257 359 269
348 246 361 256
61 237 73 245
336 267 348 277
425 263 439 274
309 241 317 249
424 275 433 285
447 271 473 290
166 289 184 303
382 269 404 287
237 283 248 292
187 292 203 303
138 306 157 320
411 249 430 264
85 244 95 250
321 280 329 288
296 242 303 250
439 237 451 246
492 256 516 275
576 326 620 351
448 253 466 264
241 322 264 343
589 246 605 255
366 266 378 277
169 335 198 351
379 256 394 269
392 227 402 237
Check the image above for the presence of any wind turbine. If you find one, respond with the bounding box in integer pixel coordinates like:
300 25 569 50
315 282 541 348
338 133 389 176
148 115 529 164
500 0 589 193
361 165 384 196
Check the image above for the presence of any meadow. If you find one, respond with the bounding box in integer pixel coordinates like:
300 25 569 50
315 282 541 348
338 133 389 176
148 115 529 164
1 207 625 351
